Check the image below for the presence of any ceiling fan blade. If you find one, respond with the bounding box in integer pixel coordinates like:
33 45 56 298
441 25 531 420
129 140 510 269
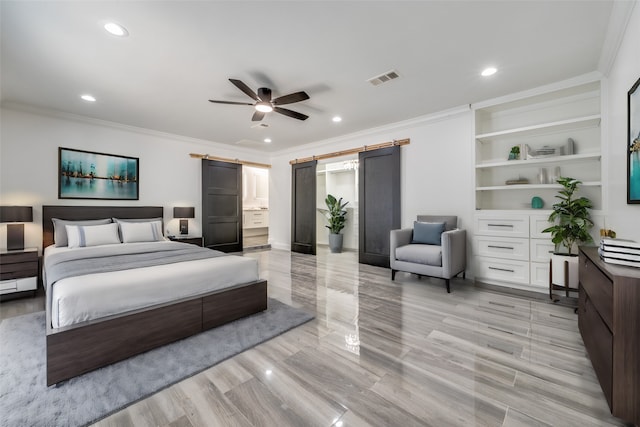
229 79 259 101
272 91 310 105
257 87 272 102
251 111 265 121
208 100 254 105
274 107 308 121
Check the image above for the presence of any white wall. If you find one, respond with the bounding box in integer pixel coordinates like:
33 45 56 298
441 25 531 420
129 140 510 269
604 2 640 240
0 107 265 250
268 109 473 250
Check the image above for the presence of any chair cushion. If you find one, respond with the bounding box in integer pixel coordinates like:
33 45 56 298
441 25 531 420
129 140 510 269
395 244 442 266
412 221 445 245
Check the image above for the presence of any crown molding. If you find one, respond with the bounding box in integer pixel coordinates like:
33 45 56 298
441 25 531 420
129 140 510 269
0 101 264 158
598 0 637 76
271 104 471 158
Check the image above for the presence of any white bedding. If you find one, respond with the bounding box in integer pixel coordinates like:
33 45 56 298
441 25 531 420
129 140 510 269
44 241 260 328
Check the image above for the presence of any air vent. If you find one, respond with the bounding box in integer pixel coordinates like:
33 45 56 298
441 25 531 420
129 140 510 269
367 69 400 86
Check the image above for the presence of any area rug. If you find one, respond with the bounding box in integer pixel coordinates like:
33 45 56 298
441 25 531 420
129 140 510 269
0 299 313 427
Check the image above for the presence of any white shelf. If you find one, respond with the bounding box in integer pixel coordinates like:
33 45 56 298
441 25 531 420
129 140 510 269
475 114 601 142
476 181 601 191
476 153 601 169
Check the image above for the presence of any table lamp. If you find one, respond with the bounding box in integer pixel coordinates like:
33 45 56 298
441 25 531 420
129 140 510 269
173 207 195 235
0 206 33 251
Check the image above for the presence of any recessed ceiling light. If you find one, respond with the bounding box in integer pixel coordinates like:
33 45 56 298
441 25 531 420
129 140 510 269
264 138 272 143
332 116 342 123
481 67 497 77
80 94 96 102
104 22 128 37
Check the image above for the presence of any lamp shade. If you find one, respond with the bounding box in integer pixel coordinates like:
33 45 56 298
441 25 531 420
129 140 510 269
0 206 33 223
173 207 195 219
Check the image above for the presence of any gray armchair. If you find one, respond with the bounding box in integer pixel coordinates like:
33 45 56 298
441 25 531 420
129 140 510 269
390 215 466 293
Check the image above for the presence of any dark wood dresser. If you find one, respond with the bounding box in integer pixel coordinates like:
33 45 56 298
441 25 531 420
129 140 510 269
578 246 640 425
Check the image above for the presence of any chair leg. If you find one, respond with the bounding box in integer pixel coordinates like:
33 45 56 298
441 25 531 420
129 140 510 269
445 278 450 293
462 271 466 279
391 269 396 280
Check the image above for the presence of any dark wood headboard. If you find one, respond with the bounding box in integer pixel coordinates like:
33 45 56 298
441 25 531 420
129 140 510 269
42 205 164 248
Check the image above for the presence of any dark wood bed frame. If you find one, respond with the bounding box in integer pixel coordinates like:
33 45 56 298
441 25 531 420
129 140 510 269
42 205 267 386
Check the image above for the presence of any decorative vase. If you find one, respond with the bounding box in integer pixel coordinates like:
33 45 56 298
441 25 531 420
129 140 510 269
538 168 548 184
328 233 343 253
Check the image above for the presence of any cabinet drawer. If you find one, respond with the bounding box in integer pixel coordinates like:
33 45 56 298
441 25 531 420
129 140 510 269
475 236 529 261
530 215 552 238
476 257 529 285
579 287 613 410
475 215 529 238
530 239 555 263
0 251 38 264
530 261 550 288
579 252 613 330
0 276 37 294
0 261 38 280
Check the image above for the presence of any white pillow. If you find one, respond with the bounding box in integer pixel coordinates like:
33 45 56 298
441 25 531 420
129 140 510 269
119 221 164 243
52 218 112 247
66 223 121 248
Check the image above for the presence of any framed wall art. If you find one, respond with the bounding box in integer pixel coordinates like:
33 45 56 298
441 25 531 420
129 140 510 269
628 77 640 204
58 147 139 200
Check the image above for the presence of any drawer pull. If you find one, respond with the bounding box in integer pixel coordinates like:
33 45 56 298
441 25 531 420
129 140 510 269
488 245 514 250
489 266 515 273
488 224 514 227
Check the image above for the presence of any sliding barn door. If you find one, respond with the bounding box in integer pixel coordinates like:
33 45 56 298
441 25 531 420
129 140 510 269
359 146 400 267
291 160 317 254
202 159 242 252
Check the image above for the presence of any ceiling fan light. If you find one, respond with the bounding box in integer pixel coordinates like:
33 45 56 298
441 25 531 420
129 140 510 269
255 102 273 113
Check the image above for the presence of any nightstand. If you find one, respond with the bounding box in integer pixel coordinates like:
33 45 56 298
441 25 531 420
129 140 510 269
171 236 204 247
0 247 38 300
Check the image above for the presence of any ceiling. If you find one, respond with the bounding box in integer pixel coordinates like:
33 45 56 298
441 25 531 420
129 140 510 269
0 1 625 152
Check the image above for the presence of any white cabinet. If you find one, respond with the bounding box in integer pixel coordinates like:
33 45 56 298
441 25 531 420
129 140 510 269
243 210 269 229
474 212 553 292
473 80 602 211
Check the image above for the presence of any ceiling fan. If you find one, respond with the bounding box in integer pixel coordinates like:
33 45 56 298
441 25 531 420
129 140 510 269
209 79 310 121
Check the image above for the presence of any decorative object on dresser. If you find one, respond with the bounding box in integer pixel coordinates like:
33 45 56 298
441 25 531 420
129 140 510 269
390 215 466 293
58 147 139 200
599 238 640 268
542 177 593 299
0 205 33 250
320 194 349 253
578 247 640 425
0 247 38 300
628 76 640 204
173 206 195 235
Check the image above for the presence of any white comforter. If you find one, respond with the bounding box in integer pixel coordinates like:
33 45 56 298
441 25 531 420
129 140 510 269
44 241 260 328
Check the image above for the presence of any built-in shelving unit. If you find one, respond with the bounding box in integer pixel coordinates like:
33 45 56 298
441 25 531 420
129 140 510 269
471 78 603 293
473 80 602 211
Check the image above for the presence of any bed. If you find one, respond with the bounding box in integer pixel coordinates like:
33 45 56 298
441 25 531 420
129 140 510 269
42 205 267 386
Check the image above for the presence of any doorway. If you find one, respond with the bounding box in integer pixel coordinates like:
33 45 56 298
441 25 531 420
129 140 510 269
242 166 270 249
316 157 359 252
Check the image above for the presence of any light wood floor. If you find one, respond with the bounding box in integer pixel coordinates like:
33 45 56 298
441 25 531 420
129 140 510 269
0 248 628 426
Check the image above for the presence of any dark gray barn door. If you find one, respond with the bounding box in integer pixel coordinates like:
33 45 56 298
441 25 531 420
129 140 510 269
291 160 317 254
202 159 242 252
359 146 400 267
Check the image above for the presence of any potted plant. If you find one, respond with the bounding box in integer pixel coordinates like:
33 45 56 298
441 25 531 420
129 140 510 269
509 145 520 160
542 176 594 290
323 194 349 253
